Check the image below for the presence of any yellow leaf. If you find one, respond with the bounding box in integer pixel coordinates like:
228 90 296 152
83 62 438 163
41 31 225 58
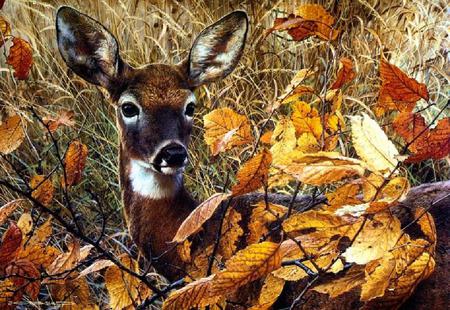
295 4 339 40
275 151 365 186
163 275 219 310
360 253 396 301
270 118 296 165
177 240 192 263
232 149 272 196
342 211 401 264
248 202 287 244
414 208 436 246
312 266 364 298
105 254 150 310
0 114 25 154
296 132 320 153
212 242 282 294
30 175 54 206
203 108 253 154
17 212 33 235
173 193 230 243
291 101 322 140
218 208 244 259
50 273 98 310
27 217 52 246
326 183 362 206
351 113 400 173
249 274 285 309
62 140 88 187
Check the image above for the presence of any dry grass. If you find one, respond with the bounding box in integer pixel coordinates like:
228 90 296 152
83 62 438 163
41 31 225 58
0 0 448 307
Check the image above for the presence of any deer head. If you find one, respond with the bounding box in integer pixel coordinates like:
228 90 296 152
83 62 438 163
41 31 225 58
56 6 248 198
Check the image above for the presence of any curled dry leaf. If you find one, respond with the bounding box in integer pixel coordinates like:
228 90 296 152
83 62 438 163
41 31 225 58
231 149 272 196
30 175 54 206
43 109 75 133
0 222 22 267
0 199 25 226
351 113 400 173
7 37 33 80
0 114 25 155
393 112 450 162
203 108 253 155
78 259 114 278
274 151 365 186
46 240 80 276
0 16 11 47
172 193 230 243
331 57 356 89
62 140 88 187
105 254 150 310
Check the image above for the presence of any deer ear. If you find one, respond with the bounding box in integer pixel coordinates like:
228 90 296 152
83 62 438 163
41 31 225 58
56 6 127 89
187 11 248 87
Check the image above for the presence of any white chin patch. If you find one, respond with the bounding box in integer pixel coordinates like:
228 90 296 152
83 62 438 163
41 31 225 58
129 160 181 199
160 166 185 175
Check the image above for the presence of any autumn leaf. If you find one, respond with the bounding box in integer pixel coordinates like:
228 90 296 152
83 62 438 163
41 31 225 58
78 259 114 278
376 59 429 115
266 15 317 41
218 208 244 259
62 140 88 187
274 151 365 186
43 110 75 133
393 112 450 162
342 211 401 264
270 118 296 164
360 253 396 301
249 274 285 309
331 57 356 89
105 254 150 309
173 193 230 243
0 222 22 267
0 199 25 226
17 212 33 235
414 208 436 246
47 240 80 276
163 275 219 310
25 217 52 246
5 259 40 300
0 114 25 154
351 113 400 173
248 202 286 244
0 16 11 47
326 183 362 206
50 273 98 310
30 175 54 206
203 108 253 154
17 245 60 270
211 242 282 294
232 149 272 196
312 266 365 298
7 37 33 80
259 130 272 144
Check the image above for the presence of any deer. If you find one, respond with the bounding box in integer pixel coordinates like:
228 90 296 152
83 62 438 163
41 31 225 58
54 6 356 308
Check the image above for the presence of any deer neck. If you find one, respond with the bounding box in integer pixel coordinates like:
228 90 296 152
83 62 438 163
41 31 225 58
119 148 196 262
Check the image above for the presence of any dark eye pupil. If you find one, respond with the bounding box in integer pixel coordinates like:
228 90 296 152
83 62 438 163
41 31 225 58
185 103 195 117
122 103 139 117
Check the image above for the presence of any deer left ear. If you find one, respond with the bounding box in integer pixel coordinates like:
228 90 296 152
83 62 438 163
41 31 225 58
187 11 248 87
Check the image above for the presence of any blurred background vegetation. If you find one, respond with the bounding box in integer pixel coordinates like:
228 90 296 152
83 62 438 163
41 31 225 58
0 0 448 264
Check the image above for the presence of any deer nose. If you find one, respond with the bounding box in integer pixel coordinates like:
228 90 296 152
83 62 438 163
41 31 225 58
160 143 188 167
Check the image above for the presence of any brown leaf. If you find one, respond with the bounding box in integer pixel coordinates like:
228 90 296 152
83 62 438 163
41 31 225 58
267 15 317 41
232 149 272 196
78 259 114 278
26 217 52 246
5 259 40 300
331 57 355 89
163 275 219 310
326 183 362 206
43 110 75 133
47 240 80 275
7 37 33 80
0 199 25 226
312 265 365 298
0 16 11 47
0 114 25 154
393 112 450 162
0 222 22 267
17 244 60 270
50 273 98 310
414 208 436 246
105 254 150 309
212 241 282 293
173 193 230 243
30 175 54 206
62 140 88 187
0 279 16 307
203 108 253 154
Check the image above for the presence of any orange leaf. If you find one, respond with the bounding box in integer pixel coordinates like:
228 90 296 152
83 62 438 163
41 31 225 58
172 193 230 243
5 259 40 300
0 114 25 154
7 37 33 80
0 223 22 267
331 57 355 89
393 112 450 162
30 175 54 206
267 15 317 41
0 16 11 47
43 110 75 133
232 149 272 196
62 140 88 187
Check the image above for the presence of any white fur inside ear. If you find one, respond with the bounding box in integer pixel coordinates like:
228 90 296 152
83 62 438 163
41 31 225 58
129 160 181 199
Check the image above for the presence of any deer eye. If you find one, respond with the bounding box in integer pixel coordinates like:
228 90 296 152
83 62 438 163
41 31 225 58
185 103 195 117
121 103 139 118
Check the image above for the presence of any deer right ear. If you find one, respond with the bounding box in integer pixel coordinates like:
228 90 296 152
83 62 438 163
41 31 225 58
56 6 127 90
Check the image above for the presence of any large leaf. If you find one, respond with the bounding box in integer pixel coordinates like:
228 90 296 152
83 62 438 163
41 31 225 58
351 113 400 173
7 37 33 80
